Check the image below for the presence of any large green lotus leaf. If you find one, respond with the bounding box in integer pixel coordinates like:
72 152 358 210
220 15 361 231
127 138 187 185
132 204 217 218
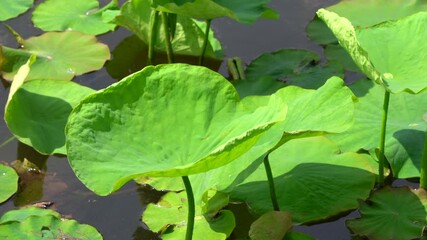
115 0 223 60
0 164 18 203
0 0 33 21
151 0 278 23
0 215 102 239
66 64 287 196
234 49 343 97
0 207 60 224
32 0 119 35
318 9 427 94
230 136 377 224
324 44 360 73
347 187 427 240
143 191 234 239
149 77 355 203
249 211 292 240
328 79 427 178
1 31 110 81
5 80 95 155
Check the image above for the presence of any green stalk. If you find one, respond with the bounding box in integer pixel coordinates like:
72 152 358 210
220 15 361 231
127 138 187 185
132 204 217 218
148 10 160 65
161 12 174 63
420 130 427 189
263 154 280 211
378 90 390 185
182 176 195 240
199 19 212 66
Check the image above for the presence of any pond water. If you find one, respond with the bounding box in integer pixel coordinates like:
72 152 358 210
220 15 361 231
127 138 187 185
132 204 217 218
0 0 387 239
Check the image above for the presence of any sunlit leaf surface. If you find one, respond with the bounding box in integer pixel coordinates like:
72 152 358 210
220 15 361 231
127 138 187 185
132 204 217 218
0 207 60 224
0 0 33 21
66 64 287 196
0 164 18 204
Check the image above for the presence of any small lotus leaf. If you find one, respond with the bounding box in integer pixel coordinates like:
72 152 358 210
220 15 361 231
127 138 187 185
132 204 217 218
230 136 376 223
0 164 18 203
318 9 427 94
32 0 119 35
249 211 292 240
1 31 110 81
324 44 360 73
0 215 102 239
306 16 337 45
5 80 95 155
234 49 343 97
284 231 315 240
66 64 287 196
347 187 427 240
328 79 427 179
143 191 235 239
115 0 223 60
0 207 60 223
151 0 278 23
0 0 33 21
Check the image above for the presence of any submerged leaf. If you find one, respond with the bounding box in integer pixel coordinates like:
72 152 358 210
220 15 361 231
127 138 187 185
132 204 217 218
318 9 427 94
143 191 234 239
5 80 95 155
347 187 427 240
152 0 278 23
249 211 292 240
66 64 287 196
0 0 33 21
328 79 427 179
230 136 376 223
1 32 110 81
0 164 18 203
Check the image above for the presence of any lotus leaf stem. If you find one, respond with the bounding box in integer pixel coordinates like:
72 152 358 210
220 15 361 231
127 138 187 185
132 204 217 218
182 176 195 240
263 154 280 211
148 11 160 65
0 136 16 149
420 130 427 189
199 19 212 66
161 12 174 63
378 90 390 185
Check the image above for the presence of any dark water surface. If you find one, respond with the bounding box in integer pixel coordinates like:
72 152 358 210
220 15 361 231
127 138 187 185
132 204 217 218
0 1 362 239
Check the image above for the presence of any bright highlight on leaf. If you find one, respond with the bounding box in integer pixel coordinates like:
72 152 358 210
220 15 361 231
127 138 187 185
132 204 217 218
66 64 287 196
1 32 110 81
32 0 119 35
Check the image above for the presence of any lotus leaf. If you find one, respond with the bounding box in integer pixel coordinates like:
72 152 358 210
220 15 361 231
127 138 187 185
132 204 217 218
328 79 427 179
0 215 102 239
32 0 119 35
143 191 234 239
249 211 292 240
143 77 355 202
1 31 110 81
230 136 377 223
234 49 343 97
115 0 223 60
0 164 18 203
0 0 33 21
151 0 278 23
66 64 287 196
324 44 360 73
347 187 427 240
0 207 60 223
318 9 427 94
284 231 315 240
5 80 95 155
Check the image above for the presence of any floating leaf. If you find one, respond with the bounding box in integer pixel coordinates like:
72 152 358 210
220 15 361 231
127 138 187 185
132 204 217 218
306 16 337 45
0 207 60 224
115 0 223 60
230 136 376 223
318 9 427 94
66 64 287 196
0 164 18 203
284 231 315 240
143 191 234 239
328 79 427 179
32 0 119 35
0 215 102 239
347 187 427 240
249 211 292 240
152 0 278 23
234 49 343 97
1 31 110 81
0 0 33 21
5 80 95 155
324 44 360 73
